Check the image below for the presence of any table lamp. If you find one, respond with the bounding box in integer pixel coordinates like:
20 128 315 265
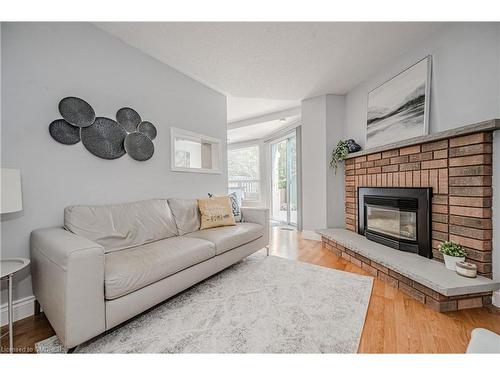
1 168 23 214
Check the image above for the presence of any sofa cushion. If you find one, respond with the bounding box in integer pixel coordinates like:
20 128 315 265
104 236 216 299
64 199 178 253
186 222 263 255
167 198 201 235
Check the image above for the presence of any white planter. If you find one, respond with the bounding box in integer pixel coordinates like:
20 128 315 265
443 254 465 271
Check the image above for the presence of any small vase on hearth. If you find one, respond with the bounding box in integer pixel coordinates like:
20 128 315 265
443 254 465 271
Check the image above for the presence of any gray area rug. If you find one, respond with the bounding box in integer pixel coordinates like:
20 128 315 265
36 252 373 353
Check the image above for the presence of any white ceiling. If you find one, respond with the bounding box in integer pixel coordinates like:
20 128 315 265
95 22 443 126
96 22 443 99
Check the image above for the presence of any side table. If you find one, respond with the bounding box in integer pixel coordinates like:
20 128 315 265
1 258 30 354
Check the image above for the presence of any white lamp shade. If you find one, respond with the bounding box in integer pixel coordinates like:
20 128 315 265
1 168 23 214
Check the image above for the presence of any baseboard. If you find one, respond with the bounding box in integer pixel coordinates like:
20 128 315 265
301 230 321 241
0 295 36 327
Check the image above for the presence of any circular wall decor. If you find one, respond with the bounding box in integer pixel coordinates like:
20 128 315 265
137 121 157 140
124 132 154 161
49 119 81 145
58 97 95 128
116 107 141 133
81 117 127 160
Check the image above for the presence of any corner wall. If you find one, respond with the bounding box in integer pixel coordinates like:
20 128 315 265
0 22 227 312
301 95 327 238
326 95 345 228
301 94 344 237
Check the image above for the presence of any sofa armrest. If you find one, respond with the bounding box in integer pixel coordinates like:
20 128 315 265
241 207 269 226
30 227 106 348
241 207 269 246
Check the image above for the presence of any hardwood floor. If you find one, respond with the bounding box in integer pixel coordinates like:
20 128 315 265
2 226 499 354
270 227 500 353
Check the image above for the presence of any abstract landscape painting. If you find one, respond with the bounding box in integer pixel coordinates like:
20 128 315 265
366 57 431 149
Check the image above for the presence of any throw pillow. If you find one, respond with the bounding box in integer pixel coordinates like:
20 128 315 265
198 196 236 229
228 192 242 222
207 192 242 222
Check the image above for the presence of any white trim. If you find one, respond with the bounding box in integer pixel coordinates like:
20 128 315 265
263 119 301 144
301 230 321 241
227 138 262 148
228 107 301 130
0 295 36 327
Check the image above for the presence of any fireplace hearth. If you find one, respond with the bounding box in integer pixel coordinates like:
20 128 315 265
358 187 432 258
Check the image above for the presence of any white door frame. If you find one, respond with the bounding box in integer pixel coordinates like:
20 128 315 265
268 130 298 226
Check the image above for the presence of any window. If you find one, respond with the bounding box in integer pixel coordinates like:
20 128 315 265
171 127 221 174
228 145 260 202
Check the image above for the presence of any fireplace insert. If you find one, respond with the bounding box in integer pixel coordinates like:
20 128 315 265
358 187 432 258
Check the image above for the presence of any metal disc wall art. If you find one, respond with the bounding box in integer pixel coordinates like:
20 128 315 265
81 117 127 160
116 107 141 133
58 97 96 128
49 97 157 161
49 119 81 145
124 132 154 161
137 121 157 140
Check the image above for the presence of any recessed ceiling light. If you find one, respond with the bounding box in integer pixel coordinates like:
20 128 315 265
279 118 286 123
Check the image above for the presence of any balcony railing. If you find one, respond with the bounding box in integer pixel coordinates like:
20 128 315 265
228 179 260 201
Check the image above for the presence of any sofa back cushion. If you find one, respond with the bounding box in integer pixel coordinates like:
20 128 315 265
64 199 178 253
167 198 201 235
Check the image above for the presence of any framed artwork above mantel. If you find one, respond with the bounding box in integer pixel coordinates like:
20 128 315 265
365 56 432 150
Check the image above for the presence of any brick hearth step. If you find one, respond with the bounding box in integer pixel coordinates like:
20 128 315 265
316 228 500 312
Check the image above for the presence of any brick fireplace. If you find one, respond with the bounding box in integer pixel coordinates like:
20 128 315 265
344 131 493 277
318 121 500 312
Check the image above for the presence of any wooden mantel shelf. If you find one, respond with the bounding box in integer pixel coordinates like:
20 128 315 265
345 119 500 159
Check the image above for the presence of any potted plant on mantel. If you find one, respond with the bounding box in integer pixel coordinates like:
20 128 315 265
330 139 361 173
439 241 467 271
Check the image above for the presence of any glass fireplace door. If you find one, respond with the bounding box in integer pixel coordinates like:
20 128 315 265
366 205 417 241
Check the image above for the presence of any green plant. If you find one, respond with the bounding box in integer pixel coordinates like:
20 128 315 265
439 241 467 257
330 140 349 173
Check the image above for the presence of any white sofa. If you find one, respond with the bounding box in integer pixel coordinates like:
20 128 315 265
30 199 269 349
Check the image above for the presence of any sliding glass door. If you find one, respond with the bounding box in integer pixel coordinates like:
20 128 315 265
270 131 297 225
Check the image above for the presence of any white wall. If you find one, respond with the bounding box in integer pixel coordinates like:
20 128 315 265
326 95 346 228
0 23 227 308
344 23 500 147
301 95 327 238
493 132 500 288
495 24 500 285
301 94 345 236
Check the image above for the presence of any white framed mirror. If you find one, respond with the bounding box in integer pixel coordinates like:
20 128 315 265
170 127 222 174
